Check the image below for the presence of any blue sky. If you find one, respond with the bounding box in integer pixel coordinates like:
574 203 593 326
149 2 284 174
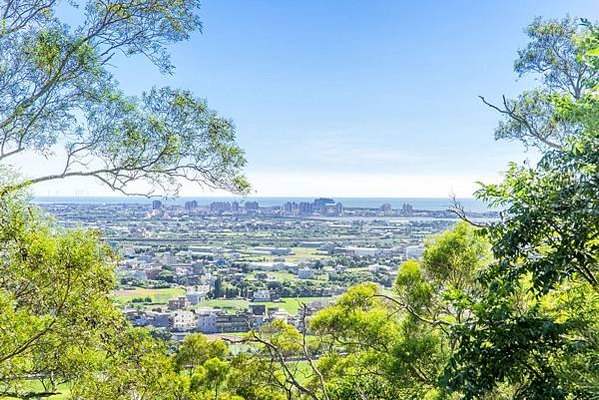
23 0 599 197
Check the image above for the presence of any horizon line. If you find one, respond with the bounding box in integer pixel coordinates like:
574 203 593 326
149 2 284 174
33 195 477 199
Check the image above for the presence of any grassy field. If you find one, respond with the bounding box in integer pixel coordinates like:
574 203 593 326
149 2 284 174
199 298 249 310
200 296 334 315
238 246 329 263
248 271 298 281
0 382 70 399
111 285 334 315
112 287 185 304
1 360 313 399
285 247 329 262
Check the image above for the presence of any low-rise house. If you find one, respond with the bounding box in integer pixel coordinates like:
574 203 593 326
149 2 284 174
216 313 251 333
368 264 391 273
270 310 290 323
249 304 267 315
148 312 171 329
168 296 190 310
335 246 385 257
172 310 196 331
125 310 149 326
185 292 205 305
253 289 271 302
196 308 219 333
133 270 148 281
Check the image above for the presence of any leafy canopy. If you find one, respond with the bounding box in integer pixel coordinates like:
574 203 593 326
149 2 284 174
0 0 249 196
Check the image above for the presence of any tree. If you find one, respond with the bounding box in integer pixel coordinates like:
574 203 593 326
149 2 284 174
444 17 599 399
244 222 492 400
0 0 248 196
0 193 122 398
245 318 330 400
71 328 190 400
174 333 228 374
479 16 597 151
0 0 249 398
212 277 224 299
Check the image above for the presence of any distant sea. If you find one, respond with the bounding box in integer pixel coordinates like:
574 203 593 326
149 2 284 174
33 196 493 213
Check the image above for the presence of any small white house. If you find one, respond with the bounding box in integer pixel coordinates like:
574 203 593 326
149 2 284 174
172 310 196 331
186 292 205 305
253 289 271 302
196 309 218 333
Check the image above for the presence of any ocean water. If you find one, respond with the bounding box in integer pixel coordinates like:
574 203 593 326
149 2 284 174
33 196 492 212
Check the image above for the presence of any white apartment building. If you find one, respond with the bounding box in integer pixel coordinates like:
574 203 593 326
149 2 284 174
172 310 196 331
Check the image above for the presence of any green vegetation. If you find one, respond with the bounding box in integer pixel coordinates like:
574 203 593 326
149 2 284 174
285 247 329 262
238 247 329 263
444 17 599 398
0 382 69 400
200 297 333 315
113 287 186 305
247 271 299 281
0 0 248 197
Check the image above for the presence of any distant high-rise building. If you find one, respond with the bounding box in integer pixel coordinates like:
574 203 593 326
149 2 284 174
313 197 335 211
244 201 259 211
152 200 162 210
184 200 198 210
322 202 344 216
231 201 239 212
401 203 413 214
282 202 299 214
299 202 314 214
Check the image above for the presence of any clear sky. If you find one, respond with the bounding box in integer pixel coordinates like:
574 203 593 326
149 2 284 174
19 0 599 197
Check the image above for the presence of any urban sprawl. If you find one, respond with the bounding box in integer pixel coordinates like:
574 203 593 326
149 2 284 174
41 198 497 341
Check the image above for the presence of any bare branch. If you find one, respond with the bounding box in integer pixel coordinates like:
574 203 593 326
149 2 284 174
448 194 489 228
479 95 564 150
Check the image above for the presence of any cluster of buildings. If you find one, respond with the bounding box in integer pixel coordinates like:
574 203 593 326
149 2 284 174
207 201 260 213
126 299 331 336
147 198 473 219
281 198 344 216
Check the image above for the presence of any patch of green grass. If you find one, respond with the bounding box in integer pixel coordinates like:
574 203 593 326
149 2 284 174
0 381 70 399
237 247 330 264
285 247 329 262
248 271 298 281
112 287 186 304
197 297 334 315
288 360 315 384
200 299 250 310
271 297 333 314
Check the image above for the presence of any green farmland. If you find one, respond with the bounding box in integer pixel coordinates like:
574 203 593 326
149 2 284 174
112 287 186 304
200 296 334 315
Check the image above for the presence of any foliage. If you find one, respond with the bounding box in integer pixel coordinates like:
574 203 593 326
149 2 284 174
174 333 229 373
0 194 124 399
0 0 248 196
0 1 250 396
244 222 491 400
444 17 599 399
481 16 597 150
